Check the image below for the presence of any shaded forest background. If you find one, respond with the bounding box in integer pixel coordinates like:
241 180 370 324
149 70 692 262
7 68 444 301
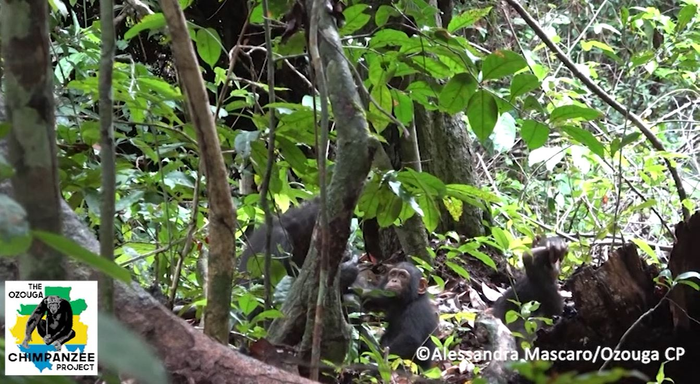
1 0 699 382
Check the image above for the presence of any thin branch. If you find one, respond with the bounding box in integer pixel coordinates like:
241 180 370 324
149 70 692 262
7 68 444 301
259 0 279 311
99 0 117 313
309 0 330 377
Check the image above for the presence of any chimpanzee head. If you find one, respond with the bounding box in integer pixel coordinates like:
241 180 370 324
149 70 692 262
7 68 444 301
524 237 568 282
47 296 61 314
381 262 428 302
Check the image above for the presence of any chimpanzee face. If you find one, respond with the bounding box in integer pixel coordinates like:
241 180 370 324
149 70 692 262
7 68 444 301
384 267 412 294
48 302 59 314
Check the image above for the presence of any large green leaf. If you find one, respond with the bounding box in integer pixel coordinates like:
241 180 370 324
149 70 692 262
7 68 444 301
196 28 222 68
438 73 477 114
33 231 132 283
561 126 605 158
447 7 492 33
550 105 603 123
520 120 550 150
481 50 527 80
467 90 499 141
510 73 540 100
124 13 166 40
99 313 168 384
340 4 371 35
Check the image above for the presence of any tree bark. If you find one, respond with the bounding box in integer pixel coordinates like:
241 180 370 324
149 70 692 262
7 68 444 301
266 0 375 366
1 0 65 280
159 0 237 344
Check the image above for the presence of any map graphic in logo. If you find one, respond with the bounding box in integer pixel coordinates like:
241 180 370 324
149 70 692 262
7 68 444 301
5 281 98 375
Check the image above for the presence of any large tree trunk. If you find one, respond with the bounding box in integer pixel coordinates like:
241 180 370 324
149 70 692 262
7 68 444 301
265 0 375 367
1 0 65 280
414 107 485 238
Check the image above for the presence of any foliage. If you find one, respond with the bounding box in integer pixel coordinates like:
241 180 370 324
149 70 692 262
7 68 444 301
2 0 698 381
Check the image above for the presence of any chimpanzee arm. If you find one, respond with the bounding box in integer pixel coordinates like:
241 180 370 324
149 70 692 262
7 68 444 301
23 298 48 342
384 333 424 358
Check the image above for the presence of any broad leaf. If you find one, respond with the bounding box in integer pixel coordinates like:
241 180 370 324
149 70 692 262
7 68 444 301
481 50 527 80
467 90 499 141
561 126 605 158
438 73 477 114
520 120 550 150
550 105 603 123
33 231 132 283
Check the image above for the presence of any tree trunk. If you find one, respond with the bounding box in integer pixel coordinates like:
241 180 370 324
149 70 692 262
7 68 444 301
265 0 375 367
1 0 65 280
414 106 485 238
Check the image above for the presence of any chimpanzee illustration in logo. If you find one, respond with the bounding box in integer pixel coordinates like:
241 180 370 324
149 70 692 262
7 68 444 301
22 295 76 352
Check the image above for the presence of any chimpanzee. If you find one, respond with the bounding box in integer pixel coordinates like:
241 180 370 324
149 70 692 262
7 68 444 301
491 236 568 338
363 262 438 370
238 198 320 277
22 295 76 351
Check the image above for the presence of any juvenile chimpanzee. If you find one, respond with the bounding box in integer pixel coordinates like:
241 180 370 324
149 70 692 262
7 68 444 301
491 236 568 338
364 262 438 370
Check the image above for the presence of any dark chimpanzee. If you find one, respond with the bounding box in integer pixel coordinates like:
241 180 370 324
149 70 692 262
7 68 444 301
363 262 439 370
238 198 320 277
238 197 360 292
22 296 76 351
491 236 568 339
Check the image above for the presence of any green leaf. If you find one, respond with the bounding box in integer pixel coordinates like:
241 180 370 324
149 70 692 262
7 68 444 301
124 13 166 40
447 7 492 33
676 4 697 32
410 56 452 79
369 84 393 132
438 73 477 114
48 0 68 16
550 105 603 123
377 194 403 227
445 261 470 280
490 227 510 250
676 271 700 282
99 313 168 384
561 126 605 158
520 120 550 150
464 248 497 270
341 4 371 35
631 238 659 264
0 153 15 181
416 195 440 232
196 28 222 68
33 231 132 282
369 29 410 49
510 73 540 99
467 90 498 141
0 194 31 256
406 80 439 109
375 5 399 27
238 292 260 315
481 50 527 81
392 90 414 125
